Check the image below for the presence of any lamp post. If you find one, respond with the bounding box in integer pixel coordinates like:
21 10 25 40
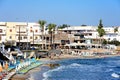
33 30 34 48
45 31 46 50
26 28 28 50
19 26 20 49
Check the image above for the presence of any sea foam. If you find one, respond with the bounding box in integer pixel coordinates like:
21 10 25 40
70 63 81 67
111 73 119 78
43 65 66 80
42 63 81 80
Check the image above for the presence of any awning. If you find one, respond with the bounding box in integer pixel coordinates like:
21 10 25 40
65 43 87 46
0 52 9 61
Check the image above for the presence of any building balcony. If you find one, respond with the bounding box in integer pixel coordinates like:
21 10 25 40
74 37 81 40
16 39 30 42
84 36 95 38
0 34 6 36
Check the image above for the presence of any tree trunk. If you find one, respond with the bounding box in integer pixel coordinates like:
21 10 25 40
52 31 55 49
50 31 52 50
44 33 46 50
49 31 52 49
42 31 43 50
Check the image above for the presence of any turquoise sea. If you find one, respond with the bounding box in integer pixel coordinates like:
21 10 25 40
29 56 120 80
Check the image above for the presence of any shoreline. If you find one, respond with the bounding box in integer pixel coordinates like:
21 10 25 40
50 54 120 60
10 54 120 80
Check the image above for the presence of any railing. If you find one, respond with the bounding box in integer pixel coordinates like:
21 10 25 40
0 47 9 59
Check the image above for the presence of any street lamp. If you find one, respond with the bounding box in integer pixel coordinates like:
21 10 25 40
19 26 20 49
33 30 34 48
26 29 28 50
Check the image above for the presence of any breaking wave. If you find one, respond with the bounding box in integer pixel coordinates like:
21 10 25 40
111 73 120 78
41 57 120 80
43 63 81 80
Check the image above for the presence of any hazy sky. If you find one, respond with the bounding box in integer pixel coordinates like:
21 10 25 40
0 0 120 26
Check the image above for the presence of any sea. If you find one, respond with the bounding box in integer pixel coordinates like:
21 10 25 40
29 56 120 80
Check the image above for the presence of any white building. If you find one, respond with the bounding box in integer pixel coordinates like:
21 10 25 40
60 25 120 44
0 21 120 49
0 22 7 43
28 23 41 45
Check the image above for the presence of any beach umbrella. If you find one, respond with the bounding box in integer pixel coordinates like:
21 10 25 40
9 54 14 61
18 64 21 70
15 65 18 72
2 62 5 68
26 61 28 66
24 52 27 59
23 62 25 67
14 59 17 64
4 61 8 70
21 62 23 67
28 61 31 65
0 63 3 72
25 61 27 66
24 62 26 67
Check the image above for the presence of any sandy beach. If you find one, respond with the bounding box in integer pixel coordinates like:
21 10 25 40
10 53 120 80
50 53 120 60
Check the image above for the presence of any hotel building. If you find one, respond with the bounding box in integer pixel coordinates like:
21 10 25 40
0 22 120 49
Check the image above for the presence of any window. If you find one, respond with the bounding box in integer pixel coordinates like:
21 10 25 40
9 36 12 39
20 37 22 40
77 30 80 32
30 36 32 39
30 30 33 32
0 29 2 33
113 38 116 41
10 29 12 32
35 37 38 40
0 36 1 40
18 37 22 40
35 30 37 32
89 33 92 36
24 36 27 39
68 31 71 34
64 31 67 32
35 30 38 32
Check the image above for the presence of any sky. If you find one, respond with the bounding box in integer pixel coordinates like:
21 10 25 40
0 0 120 26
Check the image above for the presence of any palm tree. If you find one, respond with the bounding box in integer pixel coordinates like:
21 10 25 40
114 27 118 33
38 20 46 50
58 24 70 29
113 27 118 45
47 23 56 49
97 19 105 47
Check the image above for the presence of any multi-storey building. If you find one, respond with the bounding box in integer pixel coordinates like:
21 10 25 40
58 26 120 49
59 26 98 44
103 27 120 41
28 23 41 48
0 22 43 49
15 22 28 49
0 22 6 43
0 22 120 50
